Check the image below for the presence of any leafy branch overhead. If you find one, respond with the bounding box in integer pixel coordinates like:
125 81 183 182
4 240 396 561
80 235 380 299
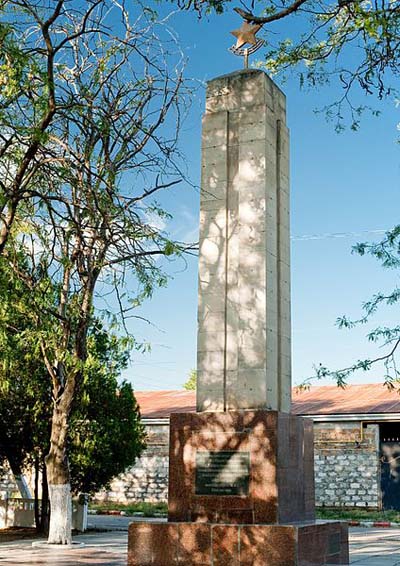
177 0 400 129
178 0 400 388
299 225 400 389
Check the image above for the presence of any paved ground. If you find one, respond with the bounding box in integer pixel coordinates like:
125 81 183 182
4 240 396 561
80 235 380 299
350 527 400 565
0 531 127 565
1 523 400 564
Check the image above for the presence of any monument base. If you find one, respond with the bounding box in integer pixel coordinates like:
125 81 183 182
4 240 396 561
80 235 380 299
168 410 315 524
128 520 349 566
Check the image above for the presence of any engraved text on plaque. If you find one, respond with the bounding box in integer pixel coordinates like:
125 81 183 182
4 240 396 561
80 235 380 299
195 451 250 496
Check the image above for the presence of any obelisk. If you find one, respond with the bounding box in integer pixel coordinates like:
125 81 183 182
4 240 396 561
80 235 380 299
128 69 349 566
197 69 291 413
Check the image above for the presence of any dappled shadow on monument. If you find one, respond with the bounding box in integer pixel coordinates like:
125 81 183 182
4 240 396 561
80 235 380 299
167 410 314 525
168 411 277 524
128 522 211 565
197 69 290 415
166 62 313 559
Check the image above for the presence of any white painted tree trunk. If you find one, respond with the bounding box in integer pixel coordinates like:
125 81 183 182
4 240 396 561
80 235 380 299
47 483 72 544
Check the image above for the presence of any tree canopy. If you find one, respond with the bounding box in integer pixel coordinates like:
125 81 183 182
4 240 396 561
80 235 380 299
0 0 193 544
69 326 145 496
0 251 145 529
183 369 197 390
309 226 400 388
174 1 400 385
177 0 399 129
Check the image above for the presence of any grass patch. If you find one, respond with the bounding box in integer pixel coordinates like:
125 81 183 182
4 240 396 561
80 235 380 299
90 503 400 522
316 507 400 523
90 501 168 517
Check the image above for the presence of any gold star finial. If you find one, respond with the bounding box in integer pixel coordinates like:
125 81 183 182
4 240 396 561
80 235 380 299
230 21 262 50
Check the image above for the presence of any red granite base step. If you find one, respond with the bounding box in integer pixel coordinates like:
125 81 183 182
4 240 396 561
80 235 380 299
128 520 349 566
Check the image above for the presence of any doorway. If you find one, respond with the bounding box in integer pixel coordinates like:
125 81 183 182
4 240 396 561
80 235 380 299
380 423 400 510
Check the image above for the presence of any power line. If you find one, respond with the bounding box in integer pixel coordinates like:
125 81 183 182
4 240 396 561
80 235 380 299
291 229 387 242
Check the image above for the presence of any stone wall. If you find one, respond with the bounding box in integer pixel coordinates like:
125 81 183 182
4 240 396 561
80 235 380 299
1 420 382 509
314 422 380 508
0 467 18 499
93 424 169 503
0 425 171 505
92 420 381 509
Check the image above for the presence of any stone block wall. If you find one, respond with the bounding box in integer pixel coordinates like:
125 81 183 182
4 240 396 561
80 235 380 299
92 420 381 509
314 422 380 508
0 420 382 509
93 424 169 503
0 468 19 499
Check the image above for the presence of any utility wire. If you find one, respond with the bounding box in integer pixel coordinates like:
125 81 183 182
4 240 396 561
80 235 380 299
292 229 387 242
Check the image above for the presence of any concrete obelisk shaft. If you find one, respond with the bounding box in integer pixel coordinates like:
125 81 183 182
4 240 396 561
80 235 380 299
197 69 291 412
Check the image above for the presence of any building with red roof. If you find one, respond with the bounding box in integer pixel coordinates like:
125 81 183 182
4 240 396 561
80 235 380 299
90 383 400 511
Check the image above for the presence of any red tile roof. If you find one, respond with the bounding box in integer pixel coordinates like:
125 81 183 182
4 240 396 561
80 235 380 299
135 383 400 419
135 390 196 419
291 383 400 415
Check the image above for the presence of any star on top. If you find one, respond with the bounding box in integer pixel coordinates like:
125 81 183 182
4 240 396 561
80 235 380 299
230 22 262 50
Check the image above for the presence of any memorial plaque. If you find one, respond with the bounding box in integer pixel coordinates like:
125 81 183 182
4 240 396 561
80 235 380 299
195 450 250 496
328 533 341 555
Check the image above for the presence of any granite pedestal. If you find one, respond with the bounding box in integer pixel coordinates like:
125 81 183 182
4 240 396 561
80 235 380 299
128 410 349 565
128 521 349 566
168 410 315 524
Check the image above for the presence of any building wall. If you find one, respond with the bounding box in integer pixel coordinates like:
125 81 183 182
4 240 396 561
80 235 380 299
0 468 19 499
314 422 380 508
92 420 382 508
1 420 382 508
93 424 169 503
0 424 171 504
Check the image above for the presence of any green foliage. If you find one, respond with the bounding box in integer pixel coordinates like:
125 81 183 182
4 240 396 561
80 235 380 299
0 373 48 477
178 0 400 387
0 254 145 494
69 327 145 495
0 0 191 541
304 225 400 388
177 0 400 128
0 252 52 476
69 334 146 494
172 0 228 14
183 368 197 390
316 507 400 522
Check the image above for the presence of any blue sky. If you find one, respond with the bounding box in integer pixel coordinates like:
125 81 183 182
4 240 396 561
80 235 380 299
123 5 400 391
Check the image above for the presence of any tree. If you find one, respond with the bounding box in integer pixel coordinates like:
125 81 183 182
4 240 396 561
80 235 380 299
305 225 400 388
183 369 197 390
1 1 192 545
177 0 400 129
68 326 146 496
0 262 146 531
0 0 117 253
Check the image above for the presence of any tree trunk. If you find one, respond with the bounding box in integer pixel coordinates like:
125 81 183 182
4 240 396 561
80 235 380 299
45 401 72 544
41 461 50 534
47 483 72 543
34 456 40 531
34 455 50 533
